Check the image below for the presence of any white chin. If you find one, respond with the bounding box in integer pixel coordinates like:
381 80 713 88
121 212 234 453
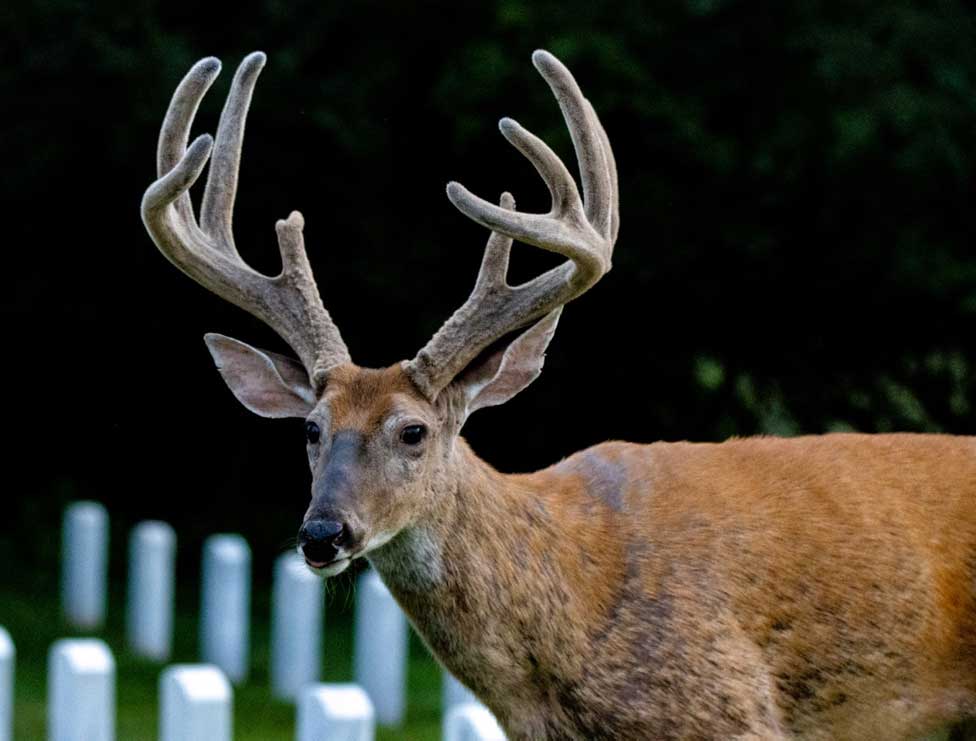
306 557 351 578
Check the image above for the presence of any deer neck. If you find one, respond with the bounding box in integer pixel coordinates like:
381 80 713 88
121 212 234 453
368 438 615 714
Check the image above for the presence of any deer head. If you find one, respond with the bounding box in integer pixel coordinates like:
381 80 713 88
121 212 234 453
141 50 618 576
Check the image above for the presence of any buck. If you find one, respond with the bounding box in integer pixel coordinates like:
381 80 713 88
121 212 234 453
141 50 976 740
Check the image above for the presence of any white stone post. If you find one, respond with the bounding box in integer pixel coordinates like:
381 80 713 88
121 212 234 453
443 671 479 715
0 627 13 741
126 520 176 661
443 703 507 741
353 569 407 726
47 639 115 741
296 684 374 741
61 501 109 629
200 534 251 684
271 552 324 701
159 664 232 741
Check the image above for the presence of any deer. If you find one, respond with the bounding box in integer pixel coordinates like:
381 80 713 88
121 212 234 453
141 49 976 741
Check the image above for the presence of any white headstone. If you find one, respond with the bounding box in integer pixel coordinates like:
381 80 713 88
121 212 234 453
443 703 507 741
126 520 176 661
61 501 109 629
47 639 115 741
353 569 407 726
271 552 324 700
296 683 374 741
200 534 251 684
159 664 232 741
0 627 13 741
443 671 478 715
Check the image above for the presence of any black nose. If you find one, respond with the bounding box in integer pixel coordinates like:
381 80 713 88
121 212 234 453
299 519 346 565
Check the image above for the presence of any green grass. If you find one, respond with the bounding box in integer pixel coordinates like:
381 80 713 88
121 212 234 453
3 573 443 740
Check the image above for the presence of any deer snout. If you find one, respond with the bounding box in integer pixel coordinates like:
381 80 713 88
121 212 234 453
299 519 347 567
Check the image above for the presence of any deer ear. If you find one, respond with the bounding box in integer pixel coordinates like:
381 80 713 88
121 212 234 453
203 333 316 418
450 308 562 416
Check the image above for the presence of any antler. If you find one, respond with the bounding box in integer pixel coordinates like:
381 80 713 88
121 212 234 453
141 52 350 385
405 50 619 399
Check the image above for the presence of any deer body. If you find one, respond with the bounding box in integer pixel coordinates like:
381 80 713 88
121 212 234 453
141 51 976 739
367 431 976 740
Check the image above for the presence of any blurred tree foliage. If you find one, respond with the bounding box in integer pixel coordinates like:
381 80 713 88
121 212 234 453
3 0 976 573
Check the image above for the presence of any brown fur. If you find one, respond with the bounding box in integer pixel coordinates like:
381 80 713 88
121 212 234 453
308 367 976 740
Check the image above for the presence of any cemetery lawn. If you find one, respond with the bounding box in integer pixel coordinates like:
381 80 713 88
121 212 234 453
2 572 443 740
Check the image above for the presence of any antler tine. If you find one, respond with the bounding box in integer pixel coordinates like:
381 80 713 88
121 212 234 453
141 53 351 382
533 50 614 238
475 191 516 292
156 56 221 224
406 50 618 399
444 50 617 272
406 193 528 397
496 117 578 220
587 98 620 244
200 51 265 253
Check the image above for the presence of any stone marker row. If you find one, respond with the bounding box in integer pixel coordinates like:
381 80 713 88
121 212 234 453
57 502 503 735
61 508 321 696
63 503 179 665
42 638 379 741
64 508 178 663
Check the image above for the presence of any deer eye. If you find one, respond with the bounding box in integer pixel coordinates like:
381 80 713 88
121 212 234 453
400 424 427 446
305 421 321 444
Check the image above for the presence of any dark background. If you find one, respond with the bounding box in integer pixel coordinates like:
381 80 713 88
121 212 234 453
5 0 976 584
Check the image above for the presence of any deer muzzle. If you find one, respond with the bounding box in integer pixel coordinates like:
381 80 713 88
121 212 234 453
298 519 347 567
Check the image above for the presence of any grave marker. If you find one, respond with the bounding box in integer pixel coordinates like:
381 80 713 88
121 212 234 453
62 501 109 629
443 671 478 715
200 534 251 684
126 520 176 661
353 569 407 726
271 552 324 700
0 627 13 741
159 664 232 741
297 683 374 741
47 639 115 741
444 702 507 741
